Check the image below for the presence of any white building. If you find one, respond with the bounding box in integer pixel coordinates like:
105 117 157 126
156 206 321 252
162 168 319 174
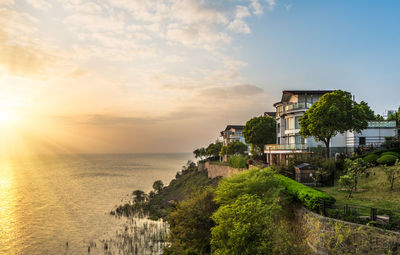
220 125 246 146
265 90 398 165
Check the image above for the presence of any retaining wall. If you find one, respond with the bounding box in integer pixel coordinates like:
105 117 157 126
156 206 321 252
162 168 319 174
295 207 400 254
202 161 245 179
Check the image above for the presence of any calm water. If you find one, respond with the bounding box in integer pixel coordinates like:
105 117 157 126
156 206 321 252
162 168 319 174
0 153 192 254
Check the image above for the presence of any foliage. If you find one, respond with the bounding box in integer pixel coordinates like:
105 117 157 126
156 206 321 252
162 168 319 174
377 154 398 166
211 194 282 255
387 107 399 121
382 137 400 150
219 146 228 156
358 100 376 120
132 190 146 203
363 153 379 165
211 168 305 254
343 158 368 192
206 142 223 158
275 174 335 210
227 155 248 169
213 167 283 206
382 160 400 191
299 90 368 158
164 189 218 255
193 148 207 160
243 116 276 156
226 141 248 155
152 180 164 193
338 174 355 198
381 151 400 158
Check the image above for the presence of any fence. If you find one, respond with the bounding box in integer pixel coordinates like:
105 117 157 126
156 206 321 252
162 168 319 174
318 199 400 231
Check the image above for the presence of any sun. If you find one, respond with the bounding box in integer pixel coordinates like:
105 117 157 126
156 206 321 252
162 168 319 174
0 110 19 127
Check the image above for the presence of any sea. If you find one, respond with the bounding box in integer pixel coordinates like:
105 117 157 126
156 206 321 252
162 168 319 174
0 153 192 254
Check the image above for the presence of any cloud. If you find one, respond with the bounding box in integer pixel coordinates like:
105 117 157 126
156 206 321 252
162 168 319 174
198 84 265 99
227 5 251 34
265 0 276 10
285 4 293 11
25 0 51 10
250 0 263 16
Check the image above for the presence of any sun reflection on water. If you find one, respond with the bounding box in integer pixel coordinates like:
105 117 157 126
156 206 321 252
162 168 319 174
0 160 17 254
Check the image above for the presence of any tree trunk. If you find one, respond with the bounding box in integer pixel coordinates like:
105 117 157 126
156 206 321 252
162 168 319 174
324 138 330 158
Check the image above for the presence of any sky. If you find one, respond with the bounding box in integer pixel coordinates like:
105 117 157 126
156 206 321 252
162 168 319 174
0 0 399 154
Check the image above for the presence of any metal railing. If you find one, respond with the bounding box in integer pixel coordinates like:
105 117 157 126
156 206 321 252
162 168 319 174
265 144 308 151
318 199 400 231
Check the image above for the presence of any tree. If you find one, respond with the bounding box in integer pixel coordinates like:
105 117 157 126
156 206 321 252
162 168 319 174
164 189 218 255
338 173 355 198
344 158 368 192
132 190 146 203
299 90 368 158
226 141 248 155
243 116 276 157
358 101 375 120
220 146 228 157
193 147 206 160
152 180 164 193
382 159 400 191
206 142 223 158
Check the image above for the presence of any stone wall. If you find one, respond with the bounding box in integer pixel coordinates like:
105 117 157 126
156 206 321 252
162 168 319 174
203 161 245 179
295 207 400 254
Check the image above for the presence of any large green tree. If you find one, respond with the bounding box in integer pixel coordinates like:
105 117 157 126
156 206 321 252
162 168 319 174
193 147 207 160
206 142 223 158
299 90 368 158
164 189 218 255
243 116 276 157
358 101 375 120
226 141 248 155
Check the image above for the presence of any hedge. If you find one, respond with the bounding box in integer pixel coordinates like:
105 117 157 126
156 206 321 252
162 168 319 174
377 154 398 166
227 155 248 169
381 151 400 158
363 153 379 165
275 175 335 211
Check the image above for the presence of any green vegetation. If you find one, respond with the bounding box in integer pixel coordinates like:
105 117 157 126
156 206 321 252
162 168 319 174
299 90 368 158
206 142 223 158
363 153 379 165
381 151 400 158
211 168 305 255
227 155 248 169
377 154 398 166
320 166 400 212
164 189 217 255
276 174 335 210
111 161 214 219
243 116 276 157
382 160 400 191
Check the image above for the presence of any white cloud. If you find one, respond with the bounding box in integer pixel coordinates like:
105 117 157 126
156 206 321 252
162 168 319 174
227 5 251 34
250 0 263 16
265 0 276 10
25 0 51 10
285 4 293 11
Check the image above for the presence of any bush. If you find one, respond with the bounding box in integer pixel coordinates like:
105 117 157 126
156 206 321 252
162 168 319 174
275 175 335 211
377 155 398 166
363 153 379 165
227 155 248 169
381 151 400 158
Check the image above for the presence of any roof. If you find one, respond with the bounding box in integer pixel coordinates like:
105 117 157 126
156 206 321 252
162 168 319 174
295 163 316 170
274 90 335 106
264 112 276 117
224 125 244 131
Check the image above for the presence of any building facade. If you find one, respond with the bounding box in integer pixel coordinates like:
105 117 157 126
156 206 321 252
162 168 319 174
265 90 398 165
220 125 246 146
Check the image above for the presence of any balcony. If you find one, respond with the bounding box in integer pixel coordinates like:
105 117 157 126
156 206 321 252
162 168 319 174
264 144 308 151
277 103 312 116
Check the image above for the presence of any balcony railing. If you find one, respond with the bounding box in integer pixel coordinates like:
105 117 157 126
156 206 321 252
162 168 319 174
277 103 312 116
264 144 308 151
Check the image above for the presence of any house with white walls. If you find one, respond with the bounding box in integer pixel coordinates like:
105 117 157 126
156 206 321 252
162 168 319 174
264 90 398 165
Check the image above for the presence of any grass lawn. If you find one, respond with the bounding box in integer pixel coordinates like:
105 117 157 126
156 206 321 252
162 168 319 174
319 166 400 212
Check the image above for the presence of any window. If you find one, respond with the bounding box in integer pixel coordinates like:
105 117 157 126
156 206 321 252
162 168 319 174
295 116 301 129
289 136 295 144
295 135 303 144
286 117 295 130
359 137 366 146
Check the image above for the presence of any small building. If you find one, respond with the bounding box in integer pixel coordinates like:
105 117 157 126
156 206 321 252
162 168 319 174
220 125 246 146
295 163 317 186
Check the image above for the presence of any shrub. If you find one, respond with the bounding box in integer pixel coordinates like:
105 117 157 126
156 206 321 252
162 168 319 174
227 155 248 169
275 175 335 211
381 151 400 158
377 155 398 166
363 153 379 165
